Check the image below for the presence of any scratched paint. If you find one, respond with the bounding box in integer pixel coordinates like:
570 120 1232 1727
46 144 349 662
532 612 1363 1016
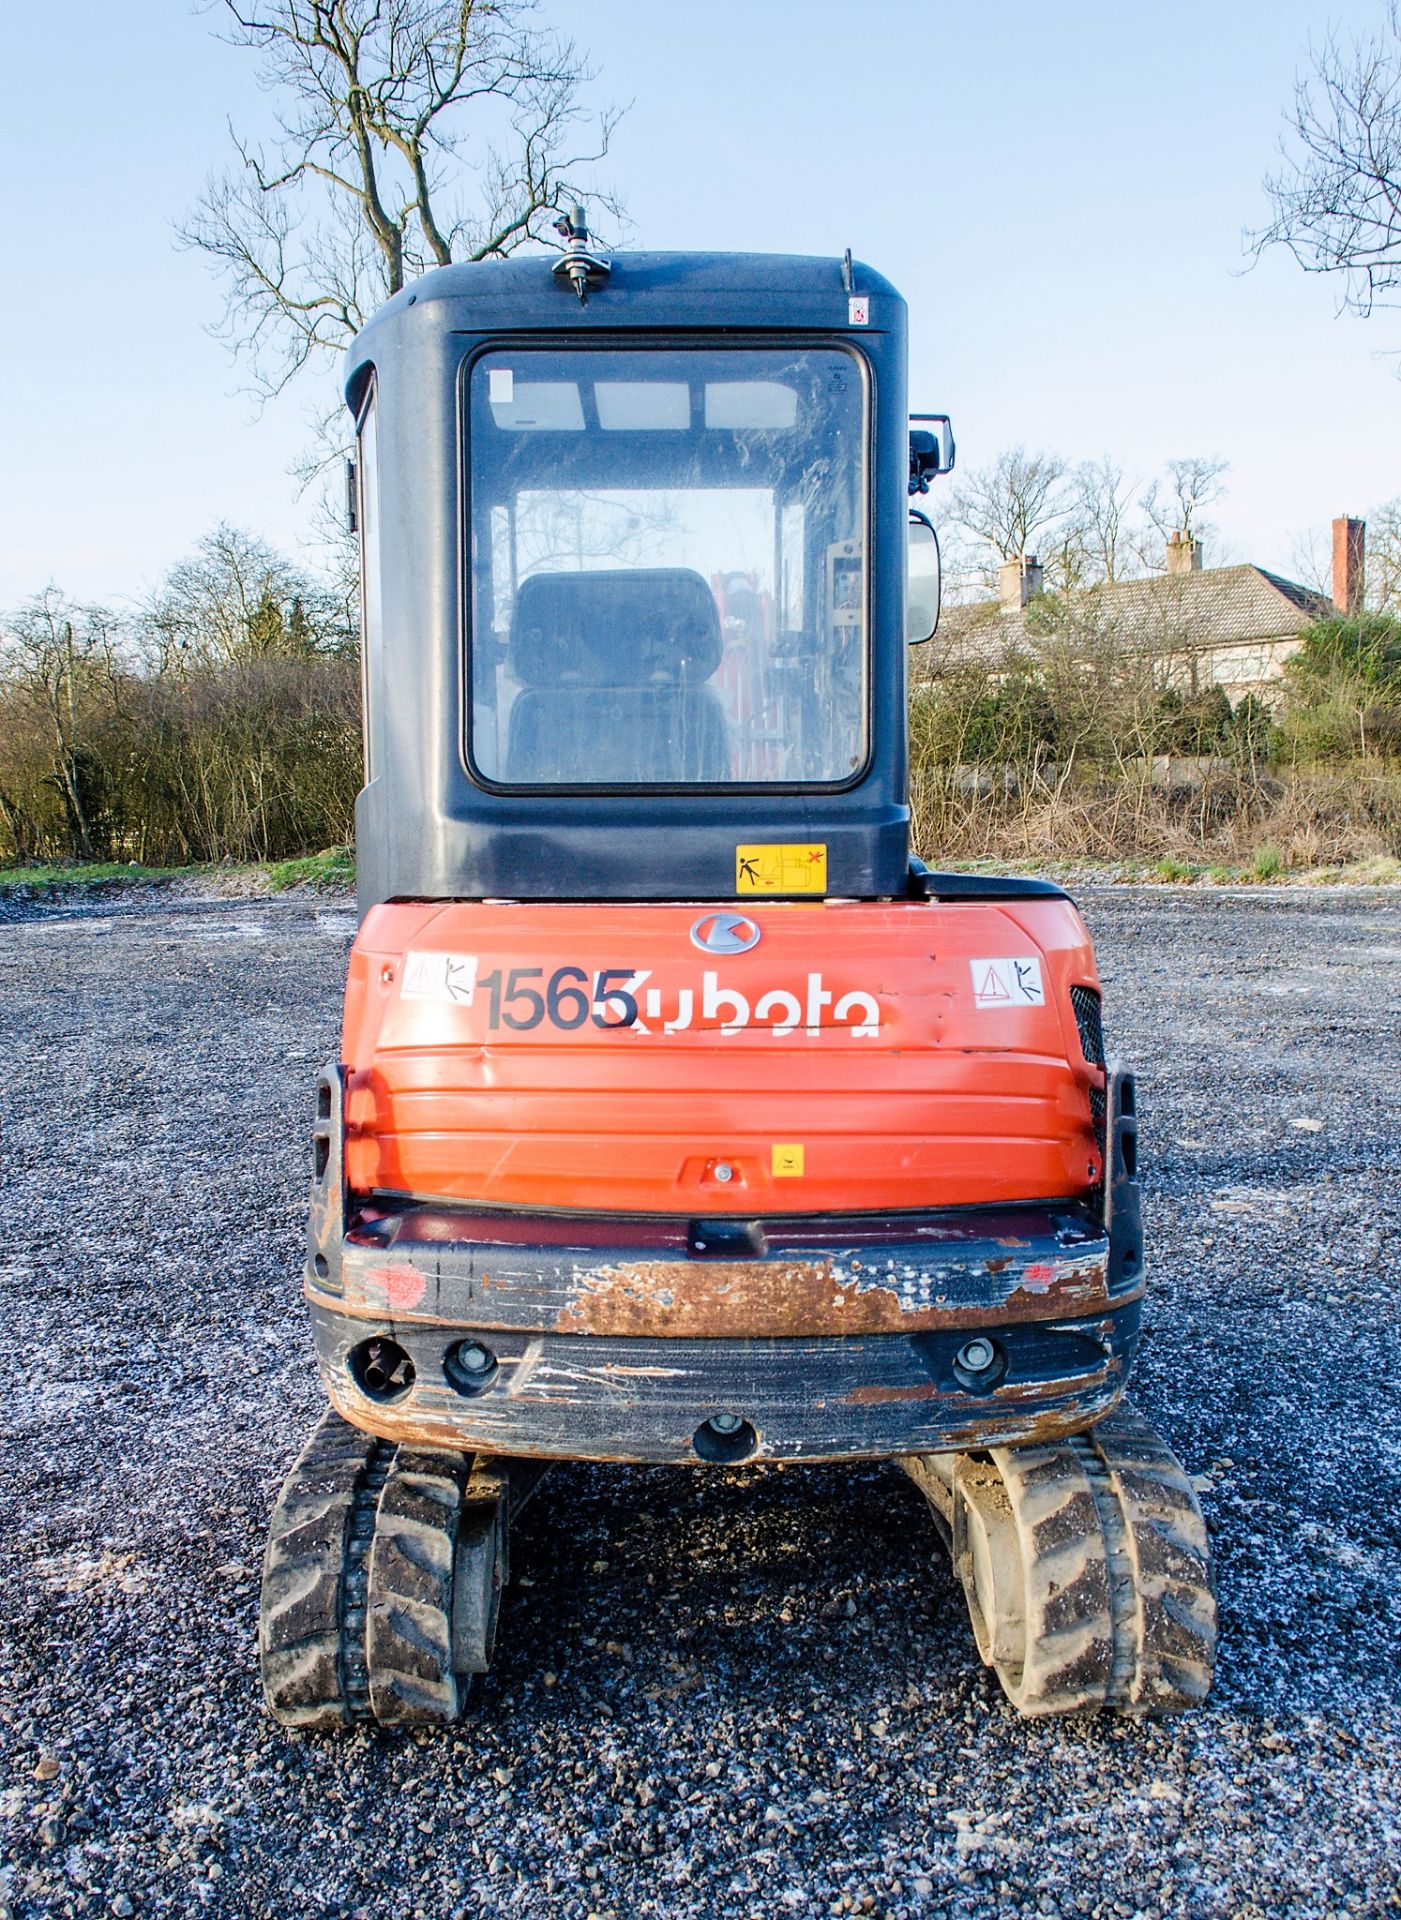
317 1358 1127 1465
552 1252 1111 1338
316 1241 1116 1338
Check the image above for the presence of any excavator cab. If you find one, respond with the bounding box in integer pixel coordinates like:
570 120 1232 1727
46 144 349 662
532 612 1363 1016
259 224 1215 1731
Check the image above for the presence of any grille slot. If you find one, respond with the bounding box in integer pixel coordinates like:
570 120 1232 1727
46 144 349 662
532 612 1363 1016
1070 985 1105 1067
1073 986 1108 1172
1089 1083 1108 1160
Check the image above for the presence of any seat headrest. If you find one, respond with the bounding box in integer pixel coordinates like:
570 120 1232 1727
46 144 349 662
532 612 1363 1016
508 568 723 689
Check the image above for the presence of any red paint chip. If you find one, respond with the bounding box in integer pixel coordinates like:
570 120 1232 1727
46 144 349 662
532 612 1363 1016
363 1265 427 1310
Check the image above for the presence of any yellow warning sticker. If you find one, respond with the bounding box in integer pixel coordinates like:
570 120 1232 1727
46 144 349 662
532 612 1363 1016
772 1143 805 1178
736 844 827 894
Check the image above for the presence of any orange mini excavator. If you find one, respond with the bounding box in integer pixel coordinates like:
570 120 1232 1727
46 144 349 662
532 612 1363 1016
259 215 1215 1728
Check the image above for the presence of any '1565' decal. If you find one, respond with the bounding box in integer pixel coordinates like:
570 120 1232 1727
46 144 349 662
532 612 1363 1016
400 952 882 1037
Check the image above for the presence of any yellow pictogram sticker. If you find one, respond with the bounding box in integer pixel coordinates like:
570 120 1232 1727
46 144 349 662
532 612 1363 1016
736 843 827 894
772 1143 805 1178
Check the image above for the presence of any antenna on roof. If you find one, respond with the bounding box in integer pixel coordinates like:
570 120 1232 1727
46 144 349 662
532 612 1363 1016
552 205 611 304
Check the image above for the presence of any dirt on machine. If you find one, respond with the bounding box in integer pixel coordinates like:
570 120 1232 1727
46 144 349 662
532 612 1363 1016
259 211 1216 1729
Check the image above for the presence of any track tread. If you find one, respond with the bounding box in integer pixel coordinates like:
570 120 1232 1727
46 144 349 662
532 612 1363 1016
940 1403 1217 1719
259 1412 389 1730
1089 1413 1216 1712
261 1422 512 1732
365 1449 470 1726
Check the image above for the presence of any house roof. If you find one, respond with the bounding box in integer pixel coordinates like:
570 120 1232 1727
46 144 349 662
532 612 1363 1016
938 563 1334 657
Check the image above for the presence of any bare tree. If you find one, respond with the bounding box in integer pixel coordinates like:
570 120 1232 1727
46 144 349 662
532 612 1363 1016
1035 525 1093 596
1071 458 1140 584
1132 455 1230 572
927 524 989 608
143 524 352 670
1253 5 1401 324
1285 524 1333 598
181 0 621 396
949 448 1229 598
0 592 123 860
1363 495 1401 610
949 447 1074 586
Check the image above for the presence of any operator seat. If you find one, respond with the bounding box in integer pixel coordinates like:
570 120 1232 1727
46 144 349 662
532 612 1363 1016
504 569 731 784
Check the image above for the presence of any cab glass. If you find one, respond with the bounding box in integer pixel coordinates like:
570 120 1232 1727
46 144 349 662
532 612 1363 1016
465 346 868 787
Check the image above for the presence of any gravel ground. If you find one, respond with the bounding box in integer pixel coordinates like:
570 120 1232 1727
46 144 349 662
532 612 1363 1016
2 886 1399 1920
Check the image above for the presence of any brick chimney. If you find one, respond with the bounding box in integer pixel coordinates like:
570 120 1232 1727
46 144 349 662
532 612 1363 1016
1165 531 1203 575
1332 516 1365 614
999 554 1044 610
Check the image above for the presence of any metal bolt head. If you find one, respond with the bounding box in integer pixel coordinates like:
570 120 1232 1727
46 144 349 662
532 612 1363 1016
710 1413 743 1435
714 1162 734 1183
957 1337 997 1374
459 1342 493 1375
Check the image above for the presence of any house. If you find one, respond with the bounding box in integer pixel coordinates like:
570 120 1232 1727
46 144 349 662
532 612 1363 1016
934 517 1364 705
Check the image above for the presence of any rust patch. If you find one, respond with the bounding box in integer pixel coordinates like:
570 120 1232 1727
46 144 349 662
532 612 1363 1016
320 1368 1127 1465
845 1381 940 1406
556 1258 908 1337
933 1384 1125 1454
553 1251 1115 1338
1002 1257 1107 1314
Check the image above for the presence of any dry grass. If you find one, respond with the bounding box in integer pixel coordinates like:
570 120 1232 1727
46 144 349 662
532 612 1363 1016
910 766 1401 876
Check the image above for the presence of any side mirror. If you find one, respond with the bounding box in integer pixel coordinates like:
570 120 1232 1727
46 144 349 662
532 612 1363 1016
908 412 956 494
907 511 941 644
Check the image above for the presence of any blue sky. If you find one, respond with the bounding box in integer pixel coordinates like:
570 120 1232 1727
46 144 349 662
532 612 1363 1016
1 0 1396 608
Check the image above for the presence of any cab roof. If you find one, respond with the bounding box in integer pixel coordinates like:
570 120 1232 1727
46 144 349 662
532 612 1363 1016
345 250 903 408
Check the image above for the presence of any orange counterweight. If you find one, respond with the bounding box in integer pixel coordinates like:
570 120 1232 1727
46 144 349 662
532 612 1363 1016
341 897 1105 1217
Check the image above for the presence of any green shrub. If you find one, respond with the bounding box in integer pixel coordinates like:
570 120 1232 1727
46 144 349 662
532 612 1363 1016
1278 614 1401 764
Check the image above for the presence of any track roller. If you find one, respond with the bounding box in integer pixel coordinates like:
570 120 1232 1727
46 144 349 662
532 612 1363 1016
903 1408 1215 1717
259 1412 543 1729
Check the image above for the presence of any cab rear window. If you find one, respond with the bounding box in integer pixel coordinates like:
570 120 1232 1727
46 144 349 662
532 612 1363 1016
465 345 868 788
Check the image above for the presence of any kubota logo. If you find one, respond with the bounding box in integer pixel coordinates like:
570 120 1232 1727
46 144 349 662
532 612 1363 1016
690 912 761 955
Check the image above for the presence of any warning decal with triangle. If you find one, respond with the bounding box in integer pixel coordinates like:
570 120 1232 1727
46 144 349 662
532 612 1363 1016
970 956 1045 1009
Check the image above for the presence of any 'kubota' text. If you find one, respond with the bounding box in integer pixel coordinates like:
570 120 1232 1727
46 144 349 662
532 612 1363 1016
401 953 882 1037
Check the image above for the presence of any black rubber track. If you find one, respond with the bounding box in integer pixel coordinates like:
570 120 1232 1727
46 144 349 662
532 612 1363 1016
260 1413 486 1730
1077 1410 1217 1712
366 1449 471 1726
259 1412 390 1730
944 1406 1216 1717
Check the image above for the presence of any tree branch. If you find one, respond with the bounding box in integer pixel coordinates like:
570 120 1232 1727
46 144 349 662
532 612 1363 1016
182 0 623 393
